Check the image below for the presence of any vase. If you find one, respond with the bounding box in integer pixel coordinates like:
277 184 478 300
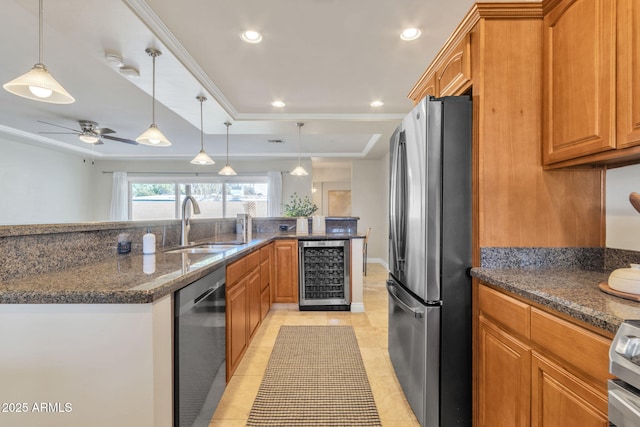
296 217 309 235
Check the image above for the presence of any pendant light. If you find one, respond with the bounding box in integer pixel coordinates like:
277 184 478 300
136 48 171 147
290 122 308 176
190 95 214 165
3 0 74 104
219 121 237 175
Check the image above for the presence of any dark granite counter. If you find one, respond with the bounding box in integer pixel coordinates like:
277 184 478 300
0 232 363 304
471 267 640 335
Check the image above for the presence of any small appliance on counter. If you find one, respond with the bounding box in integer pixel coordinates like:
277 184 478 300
609 320 640 426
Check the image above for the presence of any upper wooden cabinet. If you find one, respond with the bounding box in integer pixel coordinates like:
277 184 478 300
408 34 471 101
617 0 640 149
543 0 640 167
436 34 472 97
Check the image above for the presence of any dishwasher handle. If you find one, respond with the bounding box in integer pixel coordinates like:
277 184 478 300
387 280 424 319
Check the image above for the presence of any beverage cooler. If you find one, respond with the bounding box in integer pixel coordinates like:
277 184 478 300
298 240 350 311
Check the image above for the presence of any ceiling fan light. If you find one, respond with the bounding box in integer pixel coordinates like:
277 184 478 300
136 123 171 147
78 133 100 144
290 165 309 176
3 64 75 104
219 164 237 176
191 149 215 165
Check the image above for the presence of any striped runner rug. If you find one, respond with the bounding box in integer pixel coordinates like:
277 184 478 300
246 325 382 426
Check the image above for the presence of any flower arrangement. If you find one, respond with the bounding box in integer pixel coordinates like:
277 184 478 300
283 192 318 217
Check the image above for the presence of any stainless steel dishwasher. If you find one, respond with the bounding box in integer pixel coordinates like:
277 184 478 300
174 267 226 427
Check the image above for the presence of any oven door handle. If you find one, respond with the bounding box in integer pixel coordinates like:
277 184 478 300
609 379 640 423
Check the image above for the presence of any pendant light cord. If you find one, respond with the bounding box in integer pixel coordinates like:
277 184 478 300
200 97 204 150
297 122 304 167
225 122 231 164
151 53 156 124
38 0 43 64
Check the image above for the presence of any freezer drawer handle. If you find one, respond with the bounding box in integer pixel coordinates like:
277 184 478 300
387 282 424 319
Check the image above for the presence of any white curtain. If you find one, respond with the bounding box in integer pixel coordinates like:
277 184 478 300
109 172 129 221
267 171 283 217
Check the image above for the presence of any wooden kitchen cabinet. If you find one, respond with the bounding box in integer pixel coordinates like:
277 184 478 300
259 243 273 320
226 275 248 380
436 34 471 97
273 239 298 303
475 282 610 427
531 353 608 427
225 249 262 380
543 0 640 167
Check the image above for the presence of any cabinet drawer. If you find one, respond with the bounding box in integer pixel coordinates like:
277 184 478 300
226 258 247 286
260 245 271 262
530 308 611 387
246 251 260 271
478 284 530 339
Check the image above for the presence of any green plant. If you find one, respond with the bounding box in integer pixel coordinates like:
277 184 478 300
283 193 318 217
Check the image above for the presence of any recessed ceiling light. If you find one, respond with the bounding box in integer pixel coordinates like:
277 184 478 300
400 28 422 41
241 30 263 43
370 100 384 107
272 100 286 108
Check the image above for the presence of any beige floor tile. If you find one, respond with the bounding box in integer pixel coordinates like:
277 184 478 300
211 374 262 420
232 345 272 376
208 420 247 427
368 374 420 424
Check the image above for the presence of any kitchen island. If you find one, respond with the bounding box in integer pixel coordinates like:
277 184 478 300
0 223 364 427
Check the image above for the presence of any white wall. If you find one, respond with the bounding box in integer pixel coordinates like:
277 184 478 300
352 158 389 265
0 135 97 225
606 163 640 251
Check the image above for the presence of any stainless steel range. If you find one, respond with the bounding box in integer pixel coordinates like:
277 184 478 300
609 320 640 426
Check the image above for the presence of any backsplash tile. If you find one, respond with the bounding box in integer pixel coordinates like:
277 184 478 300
480 247 605 270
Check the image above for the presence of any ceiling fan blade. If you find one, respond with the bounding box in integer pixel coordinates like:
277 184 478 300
101 135 138 145
95 128 116 135
38 131 78 135
37 120 81 133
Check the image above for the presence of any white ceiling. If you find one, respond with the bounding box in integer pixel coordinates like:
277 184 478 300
0 0 485 164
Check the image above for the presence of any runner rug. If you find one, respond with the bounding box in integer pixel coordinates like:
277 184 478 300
246 325 382 426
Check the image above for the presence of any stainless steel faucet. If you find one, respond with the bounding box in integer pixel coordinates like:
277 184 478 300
181 195 201 246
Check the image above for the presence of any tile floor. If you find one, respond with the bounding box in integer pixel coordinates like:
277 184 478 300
209 263 420 426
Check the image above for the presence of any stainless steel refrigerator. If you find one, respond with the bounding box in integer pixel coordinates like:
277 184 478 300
387 95 472 427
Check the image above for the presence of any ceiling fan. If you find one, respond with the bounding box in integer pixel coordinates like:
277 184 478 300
38 120 138 145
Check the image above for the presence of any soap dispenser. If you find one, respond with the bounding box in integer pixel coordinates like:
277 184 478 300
143 227 156 254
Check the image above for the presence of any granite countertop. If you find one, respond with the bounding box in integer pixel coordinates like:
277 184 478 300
0 232 363 304
471 267 640 335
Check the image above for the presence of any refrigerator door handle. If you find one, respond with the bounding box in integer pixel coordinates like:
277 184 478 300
387 281 424 319
390 130 408 274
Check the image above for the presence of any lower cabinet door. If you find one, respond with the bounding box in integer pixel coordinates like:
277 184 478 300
478 316 531 427
531 353 608 427
226 279 248 380
261 285 270 321
247 269 261 340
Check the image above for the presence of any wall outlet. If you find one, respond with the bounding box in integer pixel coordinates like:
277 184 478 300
279 224 288 231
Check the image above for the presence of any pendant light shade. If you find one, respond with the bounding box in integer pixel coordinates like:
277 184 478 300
219 121 237 175
290 122 308 176
136 48 171 147
191 95 214 165
3 0 74 104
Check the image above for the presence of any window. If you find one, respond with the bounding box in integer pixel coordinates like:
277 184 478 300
130 176 268 221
